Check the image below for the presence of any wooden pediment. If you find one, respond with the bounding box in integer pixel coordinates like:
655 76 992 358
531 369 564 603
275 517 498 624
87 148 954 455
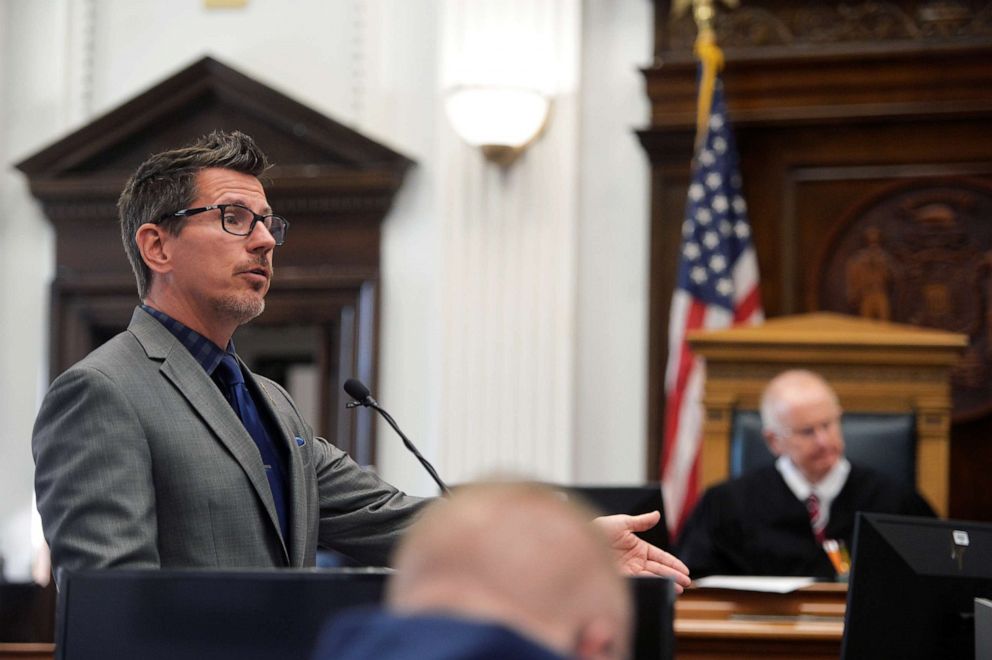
16 55 413 233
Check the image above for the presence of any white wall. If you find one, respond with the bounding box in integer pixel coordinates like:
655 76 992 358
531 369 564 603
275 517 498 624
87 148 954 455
0 0 62 582
361 0 444 495
575 0 653 482
0 0 655 580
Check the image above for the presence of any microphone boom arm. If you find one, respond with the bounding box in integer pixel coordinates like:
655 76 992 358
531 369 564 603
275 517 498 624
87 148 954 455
368 402 450 496
343 378 450 496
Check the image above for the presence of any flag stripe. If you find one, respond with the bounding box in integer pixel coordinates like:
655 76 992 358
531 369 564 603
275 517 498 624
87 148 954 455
675 440 702 533
735 285 762 323
660 76 764 537
660 296 706 472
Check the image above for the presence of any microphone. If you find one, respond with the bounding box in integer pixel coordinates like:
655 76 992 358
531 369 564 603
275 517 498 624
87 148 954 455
344 378 375 408
343 378 450 496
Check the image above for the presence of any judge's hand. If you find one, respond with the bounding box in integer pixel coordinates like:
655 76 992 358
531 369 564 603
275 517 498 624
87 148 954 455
593 511 691 593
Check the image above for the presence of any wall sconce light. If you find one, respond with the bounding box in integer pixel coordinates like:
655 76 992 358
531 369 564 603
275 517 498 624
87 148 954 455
444 85 551 166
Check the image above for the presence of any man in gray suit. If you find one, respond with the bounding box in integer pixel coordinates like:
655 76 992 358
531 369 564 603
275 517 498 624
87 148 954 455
33 131 691 591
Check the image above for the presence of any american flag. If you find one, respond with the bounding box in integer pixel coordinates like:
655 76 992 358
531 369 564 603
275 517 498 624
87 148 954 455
661 78 763 535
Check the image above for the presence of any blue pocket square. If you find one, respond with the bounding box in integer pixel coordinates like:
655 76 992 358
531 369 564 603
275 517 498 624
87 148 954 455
295 436 306 447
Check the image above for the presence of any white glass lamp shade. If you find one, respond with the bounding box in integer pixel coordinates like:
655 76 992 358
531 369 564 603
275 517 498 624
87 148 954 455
445 86 551 165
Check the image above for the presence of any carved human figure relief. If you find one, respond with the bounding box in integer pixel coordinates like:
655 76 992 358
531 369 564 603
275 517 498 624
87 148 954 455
815 180 992 419
844 226 894 321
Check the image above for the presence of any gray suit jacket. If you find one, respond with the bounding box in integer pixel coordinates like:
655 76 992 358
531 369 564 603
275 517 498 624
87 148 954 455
33 307 426 578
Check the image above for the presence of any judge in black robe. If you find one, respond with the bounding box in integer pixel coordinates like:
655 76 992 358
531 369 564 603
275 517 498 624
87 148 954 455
676 461 935 578
677 368 938 579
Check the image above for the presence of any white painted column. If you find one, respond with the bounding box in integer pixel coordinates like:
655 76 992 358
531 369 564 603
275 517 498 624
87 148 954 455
574 0 654 483
435 0 582 485
356 0 446 495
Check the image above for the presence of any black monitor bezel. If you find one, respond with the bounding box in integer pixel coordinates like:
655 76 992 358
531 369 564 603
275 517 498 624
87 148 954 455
841 512 992 660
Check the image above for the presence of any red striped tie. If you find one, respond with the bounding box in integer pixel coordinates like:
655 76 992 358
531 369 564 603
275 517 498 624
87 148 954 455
806 494 826 543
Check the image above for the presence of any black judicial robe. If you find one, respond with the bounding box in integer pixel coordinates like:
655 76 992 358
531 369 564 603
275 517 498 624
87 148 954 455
676 463 936 578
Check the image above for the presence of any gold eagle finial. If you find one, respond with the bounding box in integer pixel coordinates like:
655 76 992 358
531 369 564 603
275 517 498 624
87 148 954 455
672 0 740 34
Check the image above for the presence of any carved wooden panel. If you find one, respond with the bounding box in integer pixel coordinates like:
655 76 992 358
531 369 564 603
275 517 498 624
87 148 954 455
656 0 992 52
813 179 992 420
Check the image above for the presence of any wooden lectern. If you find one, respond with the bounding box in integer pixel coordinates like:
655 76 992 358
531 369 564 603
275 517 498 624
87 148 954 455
687 312 966 516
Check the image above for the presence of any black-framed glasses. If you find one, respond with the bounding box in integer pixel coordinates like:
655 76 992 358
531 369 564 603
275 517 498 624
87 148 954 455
159 204 289 245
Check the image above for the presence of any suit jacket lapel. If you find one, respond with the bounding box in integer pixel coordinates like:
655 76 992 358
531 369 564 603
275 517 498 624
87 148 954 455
128 309 289 562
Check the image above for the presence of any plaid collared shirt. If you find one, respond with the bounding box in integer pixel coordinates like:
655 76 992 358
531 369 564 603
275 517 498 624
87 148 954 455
140 303 229 378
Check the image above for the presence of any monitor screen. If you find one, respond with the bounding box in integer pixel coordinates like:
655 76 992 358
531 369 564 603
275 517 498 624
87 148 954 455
56 568 389 660
56 568 673 660
842 513 992 659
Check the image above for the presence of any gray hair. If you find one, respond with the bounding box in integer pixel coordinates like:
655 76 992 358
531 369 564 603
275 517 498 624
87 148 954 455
117 130 270 298
759 369 839 435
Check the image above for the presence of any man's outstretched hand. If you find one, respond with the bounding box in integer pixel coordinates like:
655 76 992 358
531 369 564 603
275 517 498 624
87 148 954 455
593 511 691 593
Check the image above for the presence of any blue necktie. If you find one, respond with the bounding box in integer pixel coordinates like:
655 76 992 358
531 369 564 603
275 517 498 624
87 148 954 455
214 353 289 540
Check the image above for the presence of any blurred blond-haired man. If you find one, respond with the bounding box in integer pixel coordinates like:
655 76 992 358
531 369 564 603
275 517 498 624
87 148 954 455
313 481 637 660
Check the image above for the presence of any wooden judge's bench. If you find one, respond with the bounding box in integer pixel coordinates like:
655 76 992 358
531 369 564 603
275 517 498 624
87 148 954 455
675 583 847 659
687 312 966 517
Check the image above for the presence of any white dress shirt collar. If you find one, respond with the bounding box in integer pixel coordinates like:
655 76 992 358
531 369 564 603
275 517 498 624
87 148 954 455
775 456 851 529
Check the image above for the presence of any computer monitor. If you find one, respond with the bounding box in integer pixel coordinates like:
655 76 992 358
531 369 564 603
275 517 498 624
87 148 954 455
56 568 389 660
842 513 992 659
630 575 675 660
56 568 673 659
977 598 992 659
